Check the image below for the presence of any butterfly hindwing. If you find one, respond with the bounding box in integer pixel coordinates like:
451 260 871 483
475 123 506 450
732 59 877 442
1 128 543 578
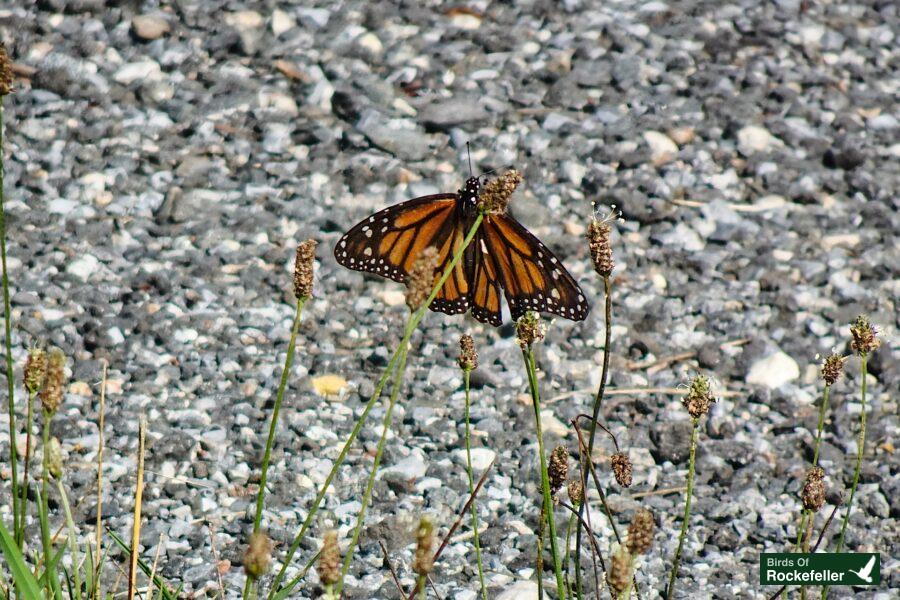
469 229 504 326
481 213 589 322
428 215 471 316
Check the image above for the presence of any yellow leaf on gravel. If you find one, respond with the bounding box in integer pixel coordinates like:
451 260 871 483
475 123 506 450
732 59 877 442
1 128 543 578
312 375 349 397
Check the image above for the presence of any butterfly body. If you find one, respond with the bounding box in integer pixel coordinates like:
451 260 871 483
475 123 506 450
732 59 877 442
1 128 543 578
335 176 589 326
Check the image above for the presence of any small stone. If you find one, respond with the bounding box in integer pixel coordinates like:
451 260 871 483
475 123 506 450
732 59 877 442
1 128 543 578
114 60 162 85
226 10 264 30
448 12 482 30
737 125 780 155
271 9 295 36
381 453 428 480
311 375 349 397
132 15 170 41
273 59 308 82
258 90 298 116
455 448 496 471
356 32 383 56
540 410 568 437
668 126 695 145
356 110 429 161
419 97 489 130
380 289 406 307
68 381 92 397
496 581 539 600
746 351 800 389
643 130 679 166
67 254 100 282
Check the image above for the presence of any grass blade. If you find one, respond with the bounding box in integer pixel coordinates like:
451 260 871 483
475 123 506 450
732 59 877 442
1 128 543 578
0 518 43 598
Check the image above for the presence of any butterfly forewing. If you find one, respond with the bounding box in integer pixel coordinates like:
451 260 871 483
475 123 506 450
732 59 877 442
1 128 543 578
334 194 458 284
481 213 589 322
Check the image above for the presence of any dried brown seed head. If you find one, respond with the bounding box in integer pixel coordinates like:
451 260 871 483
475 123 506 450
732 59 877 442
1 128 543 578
412 516 434 576
476 169 522 214
0 44 13 96
406 247 439 311
611 452 633 488
587 210 616 278
608 546 632 593
801 466 826 512
515 312 544 349
24 347 47 395
567 479 584 506
243 532 273 580
317 530 340 585
683 374 715 419
40 348 66 415
293 239 317 299
626 509 654 555
821 354 846 386
548 446 569 495
849 315 880 356
458 334 478 371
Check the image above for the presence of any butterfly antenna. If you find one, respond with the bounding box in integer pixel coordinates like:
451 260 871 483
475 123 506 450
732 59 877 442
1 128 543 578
466 142 473 178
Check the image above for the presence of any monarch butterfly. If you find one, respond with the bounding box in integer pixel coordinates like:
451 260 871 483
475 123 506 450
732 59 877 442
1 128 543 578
334 176 589 326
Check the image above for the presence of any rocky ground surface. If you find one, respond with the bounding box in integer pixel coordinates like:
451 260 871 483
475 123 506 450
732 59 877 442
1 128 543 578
0 0 897 598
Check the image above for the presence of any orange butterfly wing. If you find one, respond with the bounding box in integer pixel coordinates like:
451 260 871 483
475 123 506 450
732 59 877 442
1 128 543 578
469 229 504 326
334 194 472 316
479 213 589 322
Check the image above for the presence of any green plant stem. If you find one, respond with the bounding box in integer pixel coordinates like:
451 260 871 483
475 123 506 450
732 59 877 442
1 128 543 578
834 355 866 553
463 369 488 600
56 480 82 600
267 212 485 599
563 511 575 598
416 575 426 600
822 355 868 600
243 296 307 600
666 417 699 600
620 554 638 599
791 383 833 599
18 390 36 545
40 411 54 598
536 505 545 599
334 339 409 597
575 275 611 595
0 100 20 549
522 346 566 599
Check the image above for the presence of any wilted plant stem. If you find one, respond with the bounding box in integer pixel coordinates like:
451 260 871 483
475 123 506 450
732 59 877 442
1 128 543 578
267 214 485 599
335 339 409 596
666 417 699 600
463 369 488 600
522 346 566 599
0 99 20 548
128 418 147 600
575 275 612 595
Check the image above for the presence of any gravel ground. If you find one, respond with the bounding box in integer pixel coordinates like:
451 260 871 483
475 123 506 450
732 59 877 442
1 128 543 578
0 1 897 599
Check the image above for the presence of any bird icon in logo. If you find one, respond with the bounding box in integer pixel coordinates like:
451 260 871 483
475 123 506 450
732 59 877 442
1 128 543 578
848 555 876 583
